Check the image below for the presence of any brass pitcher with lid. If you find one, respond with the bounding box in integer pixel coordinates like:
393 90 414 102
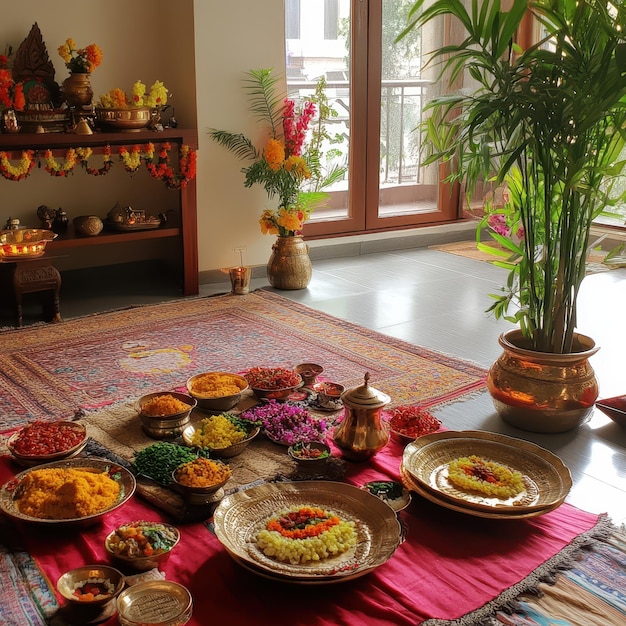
333 372 390 461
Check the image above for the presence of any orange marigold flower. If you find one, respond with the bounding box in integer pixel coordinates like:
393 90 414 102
285 155 310 179
264 138 285 171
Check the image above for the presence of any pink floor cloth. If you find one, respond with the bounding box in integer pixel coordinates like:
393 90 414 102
0 435 604 626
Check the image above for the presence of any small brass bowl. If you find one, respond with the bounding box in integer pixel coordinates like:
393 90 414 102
57 565 125 607
105 521 180 572
288 441 331 470
294 363 324 387
172 460 232 505
186 372 249 412
250 380 303 402
136 392 196 440
182 422 260 458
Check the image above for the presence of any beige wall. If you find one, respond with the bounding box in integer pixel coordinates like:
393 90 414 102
0 0 285 276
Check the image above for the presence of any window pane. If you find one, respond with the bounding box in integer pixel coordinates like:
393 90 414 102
285 0 351 224
377 0 438 219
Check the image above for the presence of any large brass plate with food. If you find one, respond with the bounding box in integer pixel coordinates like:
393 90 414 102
399 465 562 520
402 430 571 514
0 457 136 526
213 481 401 583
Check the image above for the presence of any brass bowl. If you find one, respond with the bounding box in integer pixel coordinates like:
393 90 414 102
294 363 324 387
186 372 249 411
7 421 88 467
182 422 260 458
57 565 125 607
136 392 196 439
105 521 180 572
0 229 57 259
172 460 232 505
287 441 331 470
95 107 152 131
250 380 303 401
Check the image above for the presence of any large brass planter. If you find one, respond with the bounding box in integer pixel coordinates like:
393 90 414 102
487 329 599 433
267 235 312 290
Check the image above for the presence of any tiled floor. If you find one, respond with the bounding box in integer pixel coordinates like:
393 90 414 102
3 247 626 525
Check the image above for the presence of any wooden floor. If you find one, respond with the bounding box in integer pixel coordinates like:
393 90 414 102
3 247 626 525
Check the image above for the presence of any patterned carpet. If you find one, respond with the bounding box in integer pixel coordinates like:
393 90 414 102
0 290 487 430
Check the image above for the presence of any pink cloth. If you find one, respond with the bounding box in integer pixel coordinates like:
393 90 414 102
0 440 600 626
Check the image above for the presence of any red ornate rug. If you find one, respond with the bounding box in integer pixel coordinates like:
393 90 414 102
0 289 487 430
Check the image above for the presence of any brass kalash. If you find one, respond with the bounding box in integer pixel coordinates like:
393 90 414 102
333 372 391 461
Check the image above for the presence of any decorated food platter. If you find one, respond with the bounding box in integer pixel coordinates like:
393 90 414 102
0 457 136 527
212 481 402 583
402 431 571 515
399 465 563 520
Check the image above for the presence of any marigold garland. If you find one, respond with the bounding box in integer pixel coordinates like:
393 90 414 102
77 146 113 176
0 143 196 188
0 150 36 181
119 143 155 172
44 148 78 177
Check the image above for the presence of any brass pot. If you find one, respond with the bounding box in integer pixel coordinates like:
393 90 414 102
267 235 312 290
61 72 93 108
333 372 390 461
487 329 599 433
73 215 103 237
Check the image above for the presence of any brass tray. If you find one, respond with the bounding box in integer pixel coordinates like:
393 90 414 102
0 457 136 527
213 481 402 582
400 465 562 520
402 430 571 513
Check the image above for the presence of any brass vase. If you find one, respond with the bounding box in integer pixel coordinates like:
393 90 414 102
267 235 312 290
61 72 94 108
487 329 599 433
333 372 390 461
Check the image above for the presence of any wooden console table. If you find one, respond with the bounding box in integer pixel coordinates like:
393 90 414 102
0 129 199 296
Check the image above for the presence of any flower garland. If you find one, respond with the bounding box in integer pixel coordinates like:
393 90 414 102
119 143 155 173
0 143 196 188
0 150 36 181
144 142 197 189
76 146 113 176
43 148 78 176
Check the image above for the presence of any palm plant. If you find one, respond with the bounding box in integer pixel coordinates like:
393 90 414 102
399 0 626 353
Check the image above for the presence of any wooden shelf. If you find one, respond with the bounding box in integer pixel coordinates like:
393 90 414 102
0 129 199 295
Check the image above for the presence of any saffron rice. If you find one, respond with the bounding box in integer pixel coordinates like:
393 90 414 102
447 455 524 498
16 468 121 519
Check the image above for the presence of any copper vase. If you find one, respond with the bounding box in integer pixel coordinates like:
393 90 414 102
487 329 599 433
61 72 94 108
333 373 390 461
267 235 312 290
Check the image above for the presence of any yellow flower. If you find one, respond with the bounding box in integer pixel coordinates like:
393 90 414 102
264 138 285 171
285 155 311 179
276 208 304 232
259 210 279 235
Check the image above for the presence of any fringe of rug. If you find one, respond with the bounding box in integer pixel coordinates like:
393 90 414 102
420 513 615 626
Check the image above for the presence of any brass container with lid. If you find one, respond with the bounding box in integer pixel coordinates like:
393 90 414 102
333 372 390 461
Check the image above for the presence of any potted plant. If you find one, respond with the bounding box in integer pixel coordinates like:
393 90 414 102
209 69 346 290
398 0 626 431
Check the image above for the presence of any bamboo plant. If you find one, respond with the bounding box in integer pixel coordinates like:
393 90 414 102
399 0 626 353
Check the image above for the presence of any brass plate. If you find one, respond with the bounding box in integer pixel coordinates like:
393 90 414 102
213 481 402 582
0 458 136 527
400 465 562 520
7 421 88 467
402 430 571 513
116 581 192 626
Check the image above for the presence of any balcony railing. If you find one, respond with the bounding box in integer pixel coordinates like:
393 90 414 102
287 77 433 187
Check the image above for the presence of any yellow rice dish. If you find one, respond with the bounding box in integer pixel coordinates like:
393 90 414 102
189 373 247 398
16 468 121 519
447 455 525 499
